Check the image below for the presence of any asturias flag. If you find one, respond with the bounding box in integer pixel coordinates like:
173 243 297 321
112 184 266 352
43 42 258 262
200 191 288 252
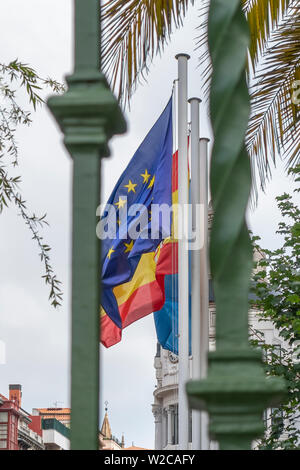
154 149 192 355
100 98 176 347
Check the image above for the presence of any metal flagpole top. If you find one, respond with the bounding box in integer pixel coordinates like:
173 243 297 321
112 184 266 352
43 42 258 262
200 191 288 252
175 53 191 60
188 97 202 103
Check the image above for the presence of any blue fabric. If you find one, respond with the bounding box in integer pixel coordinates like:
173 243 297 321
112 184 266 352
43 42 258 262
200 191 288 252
154 273 191 355
101 98 173 328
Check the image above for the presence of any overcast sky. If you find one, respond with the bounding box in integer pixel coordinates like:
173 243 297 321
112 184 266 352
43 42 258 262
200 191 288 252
0 1 298 449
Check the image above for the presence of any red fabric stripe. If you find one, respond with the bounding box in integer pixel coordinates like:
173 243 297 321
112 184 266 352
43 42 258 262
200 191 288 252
101 277 166 348
119 276 165 328
101 242 178 348
101 314 122 348
172 151 178 192
156 241 178 275
172 139 190 192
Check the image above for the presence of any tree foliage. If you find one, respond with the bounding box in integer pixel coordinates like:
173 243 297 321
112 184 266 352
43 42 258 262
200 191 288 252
246 1 300 192
0 60 64 307
102 0 300 192
251 166 300 449
102 0 193 107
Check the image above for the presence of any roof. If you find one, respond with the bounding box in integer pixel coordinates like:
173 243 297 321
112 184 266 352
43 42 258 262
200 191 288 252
33 408 71 423
124 446 149 450
34 408 70 415
41 414 70 422
100 412 112 439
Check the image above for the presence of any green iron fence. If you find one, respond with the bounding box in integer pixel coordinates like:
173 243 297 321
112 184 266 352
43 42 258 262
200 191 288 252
47 0 126 450
47 0 286 450
186 0 286 450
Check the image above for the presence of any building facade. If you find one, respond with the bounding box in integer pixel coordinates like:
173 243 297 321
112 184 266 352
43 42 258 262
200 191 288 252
32 407 71 428
0 392 21 450
152 309 286 450
152 207 288 450
0 385 70 450
0 385 44 450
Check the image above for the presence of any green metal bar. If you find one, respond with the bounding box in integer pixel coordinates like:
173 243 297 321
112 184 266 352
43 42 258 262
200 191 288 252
47 0 126 449
74 0 100 75
186 0 286 450
70 151 101 449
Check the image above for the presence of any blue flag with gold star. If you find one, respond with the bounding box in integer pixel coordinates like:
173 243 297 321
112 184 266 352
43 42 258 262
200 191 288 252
100 98 173 347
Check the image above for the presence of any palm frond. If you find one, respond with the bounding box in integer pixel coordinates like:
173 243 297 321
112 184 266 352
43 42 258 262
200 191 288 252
245 0 292 67
247 5 300 188
102 0 193 107
197 1 300 191
197 0 292 84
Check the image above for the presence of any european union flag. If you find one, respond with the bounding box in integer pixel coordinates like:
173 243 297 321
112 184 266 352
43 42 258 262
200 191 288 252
100 98 173 347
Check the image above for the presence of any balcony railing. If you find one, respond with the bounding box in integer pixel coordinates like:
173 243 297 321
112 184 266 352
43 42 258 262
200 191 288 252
42 418 70 440
18 424 44 448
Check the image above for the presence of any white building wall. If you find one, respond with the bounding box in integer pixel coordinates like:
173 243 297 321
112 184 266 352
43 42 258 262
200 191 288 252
152 306 287 450
42 429 70 450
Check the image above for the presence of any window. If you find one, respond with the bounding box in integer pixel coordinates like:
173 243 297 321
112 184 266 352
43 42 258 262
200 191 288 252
172 405 178 445
273 344 282 362
163 410 168 448
0 412 8 423
188 409 192 444
0 418 8 449
262 409 268 428
209 310 216 328
257 340 267 362
0 424 7 438
271 408 284 439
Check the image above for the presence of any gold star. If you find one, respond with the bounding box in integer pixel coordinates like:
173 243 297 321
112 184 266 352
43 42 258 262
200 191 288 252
124 240 134 253
107 247 115 259
124 180 137 193
117 218 121 226
148 175 155 189
115 197 126 209
141 169 151 184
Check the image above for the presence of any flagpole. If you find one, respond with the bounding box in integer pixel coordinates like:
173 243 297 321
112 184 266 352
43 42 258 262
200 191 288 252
175 53 190 450
199 137 210 450
189 97 201 450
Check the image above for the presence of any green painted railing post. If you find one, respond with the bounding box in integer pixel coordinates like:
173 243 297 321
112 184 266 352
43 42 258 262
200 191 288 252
47 0 126 450
186 0 286 450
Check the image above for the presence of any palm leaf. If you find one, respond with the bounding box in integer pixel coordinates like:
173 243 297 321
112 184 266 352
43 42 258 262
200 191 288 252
245 0 292 67
197 1 300 191
197 0 292 83
247 4 300 189
102 0 193 106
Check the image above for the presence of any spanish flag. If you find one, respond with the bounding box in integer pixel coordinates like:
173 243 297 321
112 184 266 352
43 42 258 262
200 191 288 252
100 98 177 347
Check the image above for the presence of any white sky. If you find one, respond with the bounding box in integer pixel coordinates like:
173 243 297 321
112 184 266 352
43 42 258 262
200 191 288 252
0 0 298 449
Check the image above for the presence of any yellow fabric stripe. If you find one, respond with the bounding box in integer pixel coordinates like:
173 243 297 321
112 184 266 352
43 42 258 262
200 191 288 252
113 252 156 306
172 189 178 204
100 306 107 318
